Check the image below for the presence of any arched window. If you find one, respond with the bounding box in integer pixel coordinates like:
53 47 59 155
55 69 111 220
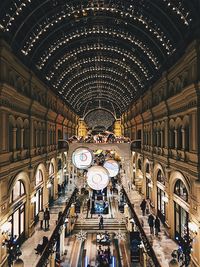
174 180 188 202
49 163 54 176
138 158 142 170
157 169 165 185
146 163 150 173
36 169 43 185
177 127 182 149
12 180 25 202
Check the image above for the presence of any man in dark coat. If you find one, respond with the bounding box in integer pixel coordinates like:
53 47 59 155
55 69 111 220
44 208 50 230
140 199 147 216
154 216 161 236
148 214 154 235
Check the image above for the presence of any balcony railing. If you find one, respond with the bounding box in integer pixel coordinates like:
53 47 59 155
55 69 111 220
123 188 162 267
36 188 78 267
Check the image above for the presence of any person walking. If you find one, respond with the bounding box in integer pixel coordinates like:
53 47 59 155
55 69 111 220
140 199 147 216
98 215 101 229
38 209 44 230
86 198 90 218
100 215 104 230
44 207 50 230
148 213 155 235
154 216 160 236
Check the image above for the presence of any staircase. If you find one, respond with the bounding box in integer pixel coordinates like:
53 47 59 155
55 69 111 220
73 217 127 233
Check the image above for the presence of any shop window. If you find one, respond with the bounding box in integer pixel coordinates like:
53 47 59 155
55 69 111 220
36 169 43 185
146 163 150 173
49 162 54 175
174 180 188 202
138 158 142 170
12 181 25 202
157 169 165 185
58 158 62 170
174 202 188 241
157 187 165 223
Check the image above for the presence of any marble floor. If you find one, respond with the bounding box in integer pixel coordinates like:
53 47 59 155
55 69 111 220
20 186 75 266
20 185 178 267
125 186 178 267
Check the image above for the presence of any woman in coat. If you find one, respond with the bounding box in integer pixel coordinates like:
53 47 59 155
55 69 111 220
148 214 155 235
38 209 44 229
154 216 161 236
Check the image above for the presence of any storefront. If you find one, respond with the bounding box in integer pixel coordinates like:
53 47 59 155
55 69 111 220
34 169 44 220
48 162 55 205
10 180 26 245
174 179 189 242
156 169 166 223
145 163 152 199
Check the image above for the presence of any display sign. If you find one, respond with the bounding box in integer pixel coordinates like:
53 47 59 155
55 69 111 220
103 159 119 177
72 147 93 169
87 166 109 190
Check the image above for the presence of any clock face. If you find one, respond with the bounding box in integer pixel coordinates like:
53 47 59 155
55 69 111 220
72 147 93 169
87 166 109 190
103 159 119 177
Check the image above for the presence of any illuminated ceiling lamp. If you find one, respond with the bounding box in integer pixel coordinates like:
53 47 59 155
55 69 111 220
72 147 93 169
103 159 119 177
87 165 109 190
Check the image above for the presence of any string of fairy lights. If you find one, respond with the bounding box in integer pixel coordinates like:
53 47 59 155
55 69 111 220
46 43 150 81
56 67 135 95
54 56 142 89
0 0 194 117
0 0 192 33
36 26 160 70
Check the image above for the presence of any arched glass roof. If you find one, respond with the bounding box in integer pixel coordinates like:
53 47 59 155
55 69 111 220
0 0 199 117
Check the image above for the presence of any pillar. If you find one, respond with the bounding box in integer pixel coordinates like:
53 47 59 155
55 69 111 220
181 128 185 150
161 130 163 148
174 130 178 149
20 129 24 150
12 128 17 151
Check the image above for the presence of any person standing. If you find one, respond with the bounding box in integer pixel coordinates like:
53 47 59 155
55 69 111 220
154 216 160 236
100 215 104 230
148 213 155 235
86 198 90 218
38 209 44 229
140 199 147 216
44 207 50 230
98 215 101 229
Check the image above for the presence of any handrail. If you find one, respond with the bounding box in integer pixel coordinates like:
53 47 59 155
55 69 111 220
122 188 162 267
36 188 78 267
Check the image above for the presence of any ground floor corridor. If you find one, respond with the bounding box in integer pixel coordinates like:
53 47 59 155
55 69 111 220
18 183 178 267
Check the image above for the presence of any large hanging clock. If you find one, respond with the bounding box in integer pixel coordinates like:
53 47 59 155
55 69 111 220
87 166 109 190
72 147 93 169
103 159 120 177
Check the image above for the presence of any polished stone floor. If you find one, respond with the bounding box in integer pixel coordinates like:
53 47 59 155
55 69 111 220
20 184 178 267
20 186 75 266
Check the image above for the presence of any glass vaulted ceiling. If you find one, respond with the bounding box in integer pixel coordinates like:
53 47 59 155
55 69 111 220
0 0 199 118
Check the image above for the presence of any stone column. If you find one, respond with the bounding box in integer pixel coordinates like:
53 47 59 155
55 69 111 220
12 128 17 151
35 130 38 148
174 129 177 149
161 130 163 148
20 129 24 150
181 128 185 150
156 131 159 147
